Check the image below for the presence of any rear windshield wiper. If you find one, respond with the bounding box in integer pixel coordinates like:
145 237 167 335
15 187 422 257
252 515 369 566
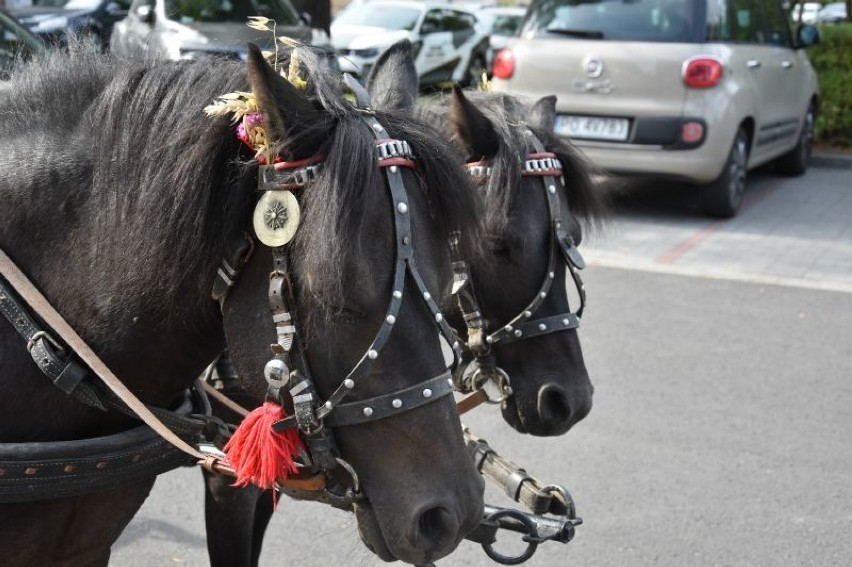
544 27 605 39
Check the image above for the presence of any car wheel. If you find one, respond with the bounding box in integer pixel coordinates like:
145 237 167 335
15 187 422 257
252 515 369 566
463 54 486 87
701 127 749 218
775 105 814 176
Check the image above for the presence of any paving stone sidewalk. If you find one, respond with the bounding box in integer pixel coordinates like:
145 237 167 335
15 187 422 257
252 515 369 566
582 161 852 293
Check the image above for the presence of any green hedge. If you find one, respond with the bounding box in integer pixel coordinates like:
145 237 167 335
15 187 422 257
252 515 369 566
810 24 852 147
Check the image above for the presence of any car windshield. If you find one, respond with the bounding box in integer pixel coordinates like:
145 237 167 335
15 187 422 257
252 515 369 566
334 5 421 30
522 0 698 42
164 0 299 24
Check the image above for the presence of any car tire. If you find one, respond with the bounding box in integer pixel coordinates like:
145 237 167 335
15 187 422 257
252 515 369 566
463 54 486 87
775 105 814 176
701 127 749 218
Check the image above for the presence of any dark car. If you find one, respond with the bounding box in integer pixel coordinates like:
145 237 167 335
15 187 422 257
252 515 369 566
8 0 130 49
1 9 47 78
110 0 311 60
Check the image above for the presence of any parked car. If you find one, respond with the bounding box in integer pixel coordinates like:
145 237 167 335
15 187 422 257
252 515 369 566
331 1 490 86
110 0 311 60
1 8 47 78
8 0 130 49
817 2 847 22
492 0 821 217
790 2 821 23
476 5 525 75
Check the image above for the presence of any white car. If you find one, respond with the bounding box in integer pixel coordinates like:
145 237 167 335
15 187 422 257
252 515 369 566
331 0 490 86
492 0 820 218
791 2 821 23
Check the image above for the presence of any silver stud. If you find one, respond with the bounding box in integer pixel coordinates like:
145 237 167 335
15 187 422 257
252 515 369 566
397 202 408 214
422 388 433 398
325 401 333 409
556 221 562 228
389 165 398 173
548 271 555 279
435 313 443 323
486 336 494 344
524 310 532 318
548 185 556 194
403 235 411 245
423 291 431 301
372 123 383 132
514 329 522 338
363 407 374 417
539 292 546 298
562 318 570 326
344 379 355 389
538 323 547 331
453 341 460 349
386 315 396 325
368 349 378 360
448 378 454 387
392 399 403 409
393 290 403 299
505 324 513 332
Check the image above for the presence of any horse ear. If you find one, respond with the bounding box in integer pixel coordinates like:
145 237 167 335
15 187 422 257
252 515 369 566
365 40 418 112
245 43 326 156
449 84 499 161
529 95 557 134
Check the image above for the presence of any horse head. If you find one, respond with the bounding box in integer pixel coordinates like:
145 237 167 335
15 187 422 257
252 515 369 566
444 87 609 436
218 45 484 564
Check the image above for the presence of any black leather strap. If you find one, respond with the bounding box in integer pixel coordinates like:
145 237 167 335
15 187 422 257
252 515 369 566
325 372 454 427
0 394 200 503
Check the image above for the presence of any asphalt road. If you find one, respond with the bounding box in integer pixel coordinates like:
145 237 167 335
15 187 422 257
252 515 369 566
113 163 852 567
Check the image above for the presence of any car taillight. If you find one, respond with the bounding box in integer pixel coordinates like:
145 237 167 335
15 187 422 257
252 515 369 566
682 57 723 89
493 49 515 80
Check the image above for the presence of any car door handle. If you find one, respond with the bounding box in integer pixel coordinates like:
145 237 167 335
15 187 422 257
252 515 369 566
746 60 761 69
782 60 794 69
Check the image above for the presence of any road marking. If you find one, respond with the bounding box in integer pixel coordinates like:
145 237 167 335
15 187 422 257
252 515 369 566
588 253 852 294
656 178 787 264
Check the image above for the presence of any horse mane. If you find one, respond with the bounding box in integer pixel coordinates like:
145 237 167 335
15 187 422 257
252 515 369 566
0 46 482 318
419 91 608 238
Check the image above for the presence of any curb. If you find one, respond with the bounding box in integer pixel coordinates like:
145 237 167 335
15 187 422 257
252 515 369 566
810 150 852 169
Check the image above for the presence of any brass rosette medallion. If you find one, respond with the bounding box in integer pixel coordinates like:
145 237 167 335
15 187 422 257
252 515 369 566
253 190 300 247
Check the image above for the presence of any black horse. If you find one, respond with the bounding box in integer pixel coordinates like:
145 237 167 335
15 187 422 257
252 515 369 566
423 87 608 436
0 44 486 566
202 41 606 567
369 40 607 435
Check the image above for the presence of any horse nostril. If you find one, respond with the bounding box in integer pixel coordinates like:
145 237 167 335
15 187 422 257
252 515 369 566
538 384 572 425
416 506 459 552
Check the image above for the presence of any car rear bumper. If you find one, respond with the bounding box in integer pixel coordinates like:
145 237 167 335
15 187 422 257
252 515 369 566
571 140 729 184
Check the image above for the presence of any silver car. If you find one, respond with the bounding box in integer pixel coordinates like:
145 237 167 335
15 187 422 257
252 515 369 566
110 0 311 60
492 0 820 217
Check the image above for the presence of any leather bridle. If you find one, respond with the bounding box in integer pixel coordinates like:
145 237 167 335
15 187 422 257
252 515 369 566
451 129 587 404
211 83 462 499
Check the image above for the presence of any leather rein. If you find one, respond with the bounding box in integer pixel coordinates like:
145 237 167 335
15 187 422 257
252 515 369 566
451 129 588 407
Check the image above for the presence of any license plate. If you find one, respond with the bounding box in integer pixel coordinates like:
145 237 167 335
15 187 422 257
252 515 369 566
555 115 630 142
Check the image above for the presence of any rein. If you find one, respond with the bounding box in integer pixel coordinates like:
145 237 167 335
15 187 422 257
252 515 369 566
452 131 588 405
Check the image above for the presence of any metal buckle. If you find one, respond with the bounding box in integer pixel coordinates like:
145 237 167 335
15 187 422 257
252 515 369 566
26 330 65 357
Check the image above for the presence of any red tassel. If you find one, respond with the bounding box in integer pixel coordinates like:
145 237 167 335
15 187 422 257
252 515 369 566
224 401 304 491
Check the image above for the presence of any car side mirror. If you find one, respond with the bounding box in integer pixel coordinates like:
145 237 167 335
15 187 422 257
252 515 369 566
300 11 312 26
796 24 819 48
136 4 155 25
420 22 438 35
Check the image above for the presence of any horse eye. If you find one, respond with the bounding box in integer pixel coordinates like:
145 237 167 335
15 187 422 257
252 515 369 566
490 239 511 257
335 306 366 323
